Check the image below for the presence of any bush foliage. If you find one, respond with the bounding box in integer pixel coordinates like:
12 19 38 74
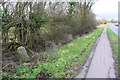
1 1 97 52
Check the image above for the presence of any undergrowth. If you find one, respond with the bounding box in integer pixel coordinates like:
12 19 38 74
2 26 104 78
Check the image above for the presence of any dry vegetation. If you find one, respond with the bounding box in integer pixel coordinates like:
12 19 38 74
0 0 100 78
1 1 97 52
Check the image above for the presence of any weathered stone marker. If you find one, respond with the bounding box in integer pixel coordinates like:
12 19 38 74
17 46 30 62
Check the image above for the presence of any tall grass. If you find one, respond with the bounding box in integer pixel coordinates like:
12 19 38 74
107 26 120 76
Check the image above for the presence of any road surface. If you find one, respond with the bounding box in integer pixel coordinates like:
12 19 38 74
107 23 120 35
75 27 116 78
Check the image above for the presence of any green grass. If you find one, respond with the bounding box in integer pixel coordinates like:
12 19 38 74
96 24 106 28
107 26 120 75
2 25 104 78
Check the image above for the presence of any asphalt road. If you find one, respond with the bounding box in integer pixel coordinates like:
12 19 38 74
107 23 120 35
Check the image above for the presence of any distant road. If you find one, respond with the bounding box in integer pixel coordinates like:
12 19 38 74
107 23 120 35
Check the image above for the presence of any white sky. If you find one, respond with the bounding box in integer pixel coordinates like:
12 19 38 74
92 0 119 20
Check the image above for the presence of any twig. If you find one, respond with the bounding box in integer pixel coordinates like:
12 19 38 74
2 63 11 69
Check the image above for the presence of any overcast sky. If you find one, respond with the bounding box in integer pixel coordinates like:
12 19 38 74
92 0 119 20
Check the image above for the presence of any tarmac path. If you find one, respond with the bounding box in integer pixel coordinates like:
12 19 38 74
75 27 116 78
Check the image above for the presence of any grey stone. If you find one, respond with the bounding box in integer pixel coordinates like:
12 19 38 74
17 46 30 62
45 42 58 51
50 42 58 51
57 43 62 47
66 34 73 41
74 35 80 38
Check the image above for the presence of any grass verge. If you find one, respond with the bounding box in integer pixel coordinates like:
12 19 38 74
107 26 120 76
2 26 104 78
